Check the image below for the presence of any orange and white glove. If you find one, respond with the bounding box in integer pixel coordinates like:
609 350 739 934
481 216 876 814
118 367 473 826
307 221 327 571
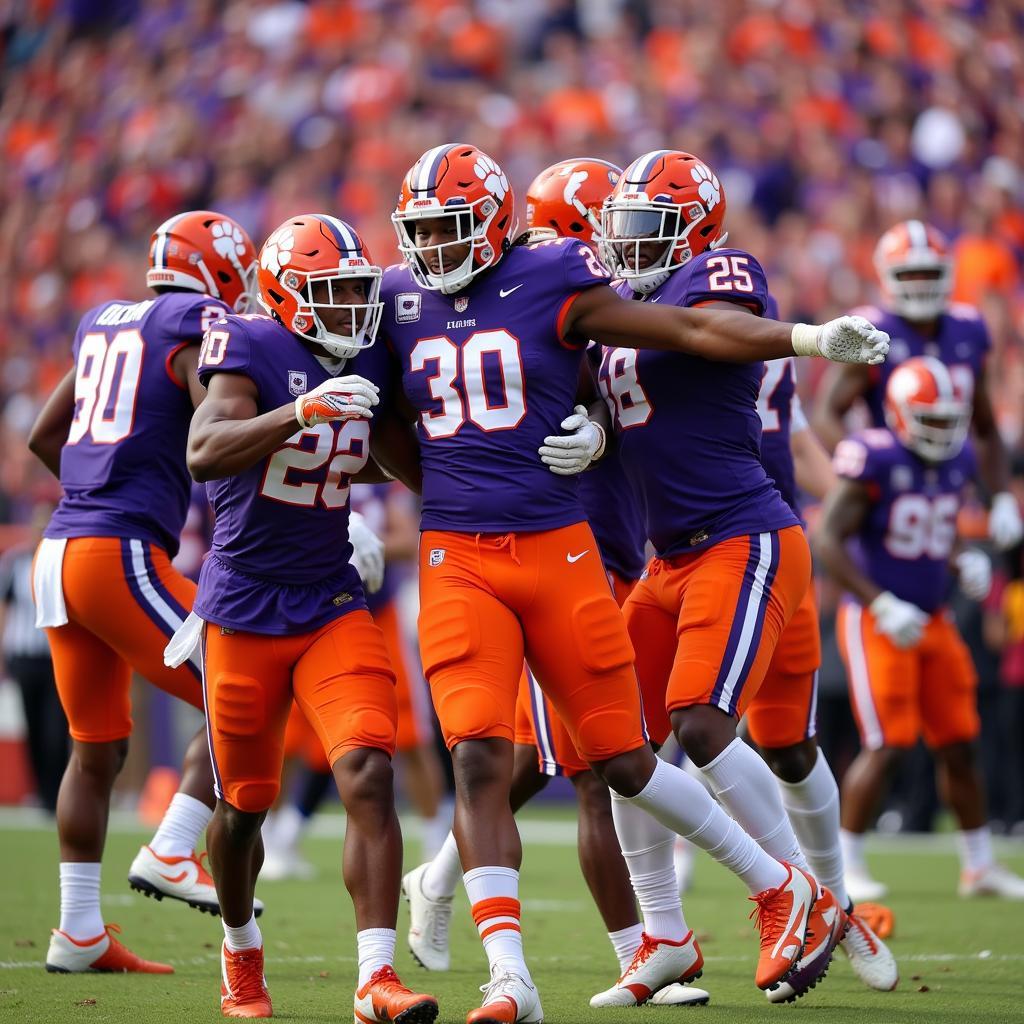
295 375 379 428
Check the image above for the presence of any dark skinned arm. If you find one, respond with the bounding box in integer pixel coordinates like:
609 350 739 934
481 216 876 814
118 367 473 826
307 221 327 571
366 407 423 494
969 361 1009 497
812 363 871 453
170 344 207 411
813 476 881 606
27 368 75 479
187 372 302 482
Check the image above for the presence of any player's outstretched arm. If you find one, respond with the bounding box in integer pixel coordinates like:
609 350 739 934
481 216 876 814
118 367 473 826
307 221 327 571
813 476 880 607
564 286 889 365
27 367 75 478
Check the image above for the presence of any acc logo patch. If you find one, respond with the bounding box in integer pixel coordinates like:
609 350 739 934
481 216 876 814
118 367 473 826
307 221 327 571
288 370 307 396
429 548 446 567
454 296 469 313
397 292 422 323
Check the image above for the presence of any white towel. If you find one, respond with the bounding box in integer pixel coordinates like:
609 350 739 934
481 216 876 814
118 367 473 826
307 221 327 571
164 610 205 670
32 537 68 628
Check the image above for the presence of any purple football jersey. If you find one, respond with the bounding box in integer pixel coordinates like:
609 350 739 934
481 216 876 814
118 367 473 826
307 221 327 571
381 237 610 533
193 314 369 634
600 249 798 557
45 293 230 557
834 427 976 612
350 482 398 612
758 357 801 517
854 304 990 427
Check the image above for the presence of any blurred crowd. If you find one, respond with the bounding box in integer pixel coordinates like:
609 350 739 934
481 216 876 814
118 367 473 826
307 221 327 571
2 1 1024 822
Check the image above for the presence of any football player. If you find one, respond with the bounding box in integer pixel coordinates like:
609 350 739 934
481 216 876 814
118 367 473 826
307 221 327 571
814 221 1022 552
817 356 1024 903
383 142 887 1022
28 211 262 973
184 215 436 1021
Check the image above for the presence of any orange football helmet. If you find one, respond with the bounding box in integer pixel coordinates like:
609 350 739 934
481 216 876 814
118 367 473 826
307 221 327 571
525 158 622 246
601 150 728 294
392 143 517 294
874 220 952 322
885 355 970 462
257 214 382 361
146 210 257 312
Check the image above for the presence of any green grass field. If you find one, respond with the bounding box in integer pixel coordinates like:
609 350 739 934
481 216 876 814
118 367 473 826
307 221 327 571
2 810 1022 1023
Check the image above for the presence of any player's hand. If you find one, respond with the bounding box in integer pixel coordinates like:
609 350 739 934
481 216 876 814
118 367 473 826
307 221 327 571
348 510 385 593
792 316 890 365
295 375 379 428
538 405 607 476
869 591 928 649
955 549 992 601
989 491 1024 550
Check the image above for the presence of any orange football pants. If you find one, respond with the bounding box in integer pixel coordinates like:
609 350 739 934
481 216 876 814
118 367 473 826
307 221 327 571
418 523 647 764
837 602 979 751
203 608 397 812
514 568 638 777
43 537 202 743
623 526 810 745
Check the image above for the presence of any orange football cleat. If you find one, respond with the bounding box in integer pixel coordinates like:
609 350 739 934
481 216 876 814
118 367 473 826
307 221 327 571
853 901 895 939
220 944 272 1018
46 924 174 974
749 863 816 989
353 965 438 1024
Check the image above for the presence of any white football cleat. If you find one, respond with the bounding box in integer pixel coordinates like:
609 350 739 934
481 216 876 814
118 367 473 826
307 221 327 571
844 865 888 903
841 908 898 991
260 846 315 882
648 982 711 1006
46 925 173 973
402 862 453 971
959 862 1024 900
128 845 264 918
468 967 542 1024
589 931 703 1007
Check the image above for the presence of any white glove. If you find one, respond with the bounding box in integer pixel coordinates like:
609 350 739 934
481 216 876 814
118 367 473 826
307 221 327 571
538 405 607 476
955 549 992 601
295 375 379 428
792 316 890 365
869 590 928 649
348 511 385 593
989 491 1024 550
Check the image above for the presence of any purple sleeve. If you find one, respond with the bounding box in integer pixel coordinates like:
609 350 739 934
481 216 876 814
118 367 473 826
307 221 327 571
561 238 613 291
196 315 254 388
833 431 890 485
176 297 233 346
682 250 769 315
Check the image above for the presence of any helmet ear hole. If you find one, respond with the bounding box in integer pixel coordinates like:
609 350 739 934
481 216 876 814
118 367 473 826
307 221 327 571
267 287 286 305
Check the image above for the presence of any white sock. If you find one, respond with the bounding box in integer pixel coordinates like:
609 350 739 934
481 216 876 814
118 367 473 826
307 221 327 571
957 826 994 874
149 793 213 858
464 866 528 976
608 923 644 973
674 838 695 895
59 862 103 940
422 831 462 901
701 738 809 871
778 748 849 907
839 829 867 875
609 794 688 941
357 928 396 986
421 808 452 862
626 758 787 894
269 805 305 856
223 913 262 952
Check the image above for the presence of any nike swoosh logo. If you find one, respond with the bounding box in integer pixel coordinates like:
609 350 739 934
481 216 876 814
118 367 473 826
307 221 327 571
649 296 660 303
159 870 189 884
499 284 525 298
567 551 590 563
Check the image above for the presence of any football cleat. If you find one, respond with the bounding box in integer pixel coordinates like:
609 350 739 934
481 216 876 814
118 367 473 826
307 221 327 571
46 924 173 974
467 967 542 1024
260 846 315 882
402 862 453 971
220 943 272 1018
648 982 711 1006
589 931 703 1007
841 908 899 991
749 863 816 990
959 862 1024 900
353 965 438 1024
853 901 894 939
765 886 848 1002
128 845 264 918
844 864 888 903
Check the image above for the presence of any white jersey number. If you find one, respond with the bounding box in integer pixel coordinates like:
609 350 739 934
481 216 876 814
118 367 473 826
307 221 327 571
67 330 145 446
600 348 653 429
885 493 959 560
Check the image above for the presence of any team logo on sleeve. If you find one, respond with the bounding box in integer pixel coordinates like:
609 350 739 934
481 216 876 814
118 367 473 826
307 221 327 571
396 292 422 323
429 548 446 567
288 370 307 396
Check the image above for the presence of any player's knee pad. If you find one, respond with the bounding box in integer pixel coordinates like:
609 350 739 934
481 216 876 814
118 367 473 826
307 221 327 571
210 673 266 737
229 779 280 814
418 596 480 679
570 596 634 673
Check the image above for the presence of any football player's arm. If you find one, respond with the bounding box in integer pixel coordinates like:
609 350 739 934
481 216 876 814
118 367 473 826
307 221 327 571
365 407 423 494
790 397 837 500
813 477 880 607
970 361 1009 495
812 363 871 453
574 354 612 451
170 344 207 410
27 368 75 478
187 372 302 482
563 286 888 365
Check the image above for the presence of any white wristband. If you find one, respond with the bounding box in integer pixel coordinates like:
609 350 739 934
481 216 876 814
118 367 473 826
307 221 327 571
791 323 821 358
592 421 607 462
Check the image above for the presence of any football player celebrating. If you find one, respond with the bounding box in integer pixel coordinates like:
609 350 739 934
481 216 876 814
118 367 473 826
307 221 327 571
384 142 887 1022
814 221 1023 552
401 158 708 1008
28 211 262 973
817 357 1024 903
184 215 437 1021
